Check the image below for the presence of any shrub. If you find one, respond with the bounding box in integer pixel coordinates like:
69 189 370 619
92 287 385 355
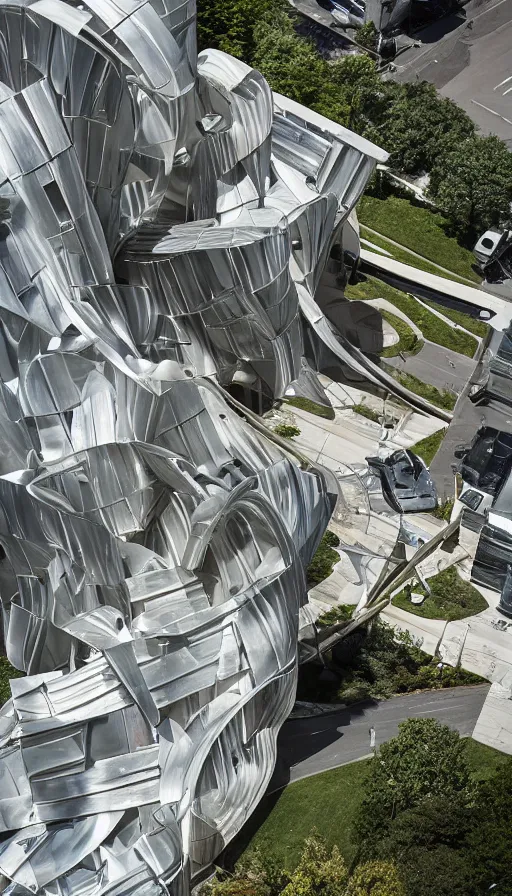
274 423 301 439
317 605 354 628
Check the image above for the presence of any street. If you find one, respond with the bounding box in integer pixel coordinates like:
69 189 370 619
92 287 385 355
269 684 490 789
394 0 512 147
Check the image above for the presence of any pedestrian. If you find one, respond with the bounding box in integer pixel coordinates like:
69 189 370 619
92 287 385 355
369 726 376 750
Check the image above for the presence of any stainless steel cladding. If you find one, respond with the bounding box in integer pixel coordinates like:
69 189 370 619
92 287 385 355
0 4 387 894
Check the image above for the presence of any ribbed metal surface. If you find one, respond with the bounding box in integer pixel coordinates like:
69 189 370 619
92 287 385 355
0 3 388 894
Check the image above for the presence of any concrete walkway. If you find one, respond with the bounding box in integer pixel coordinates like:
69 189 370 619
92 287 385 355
360 248 512 330
363 297 423 338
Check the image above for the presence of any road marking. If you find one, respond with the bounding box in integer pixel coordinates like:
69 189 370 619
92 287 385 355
494 75 512 90
470 99 512 126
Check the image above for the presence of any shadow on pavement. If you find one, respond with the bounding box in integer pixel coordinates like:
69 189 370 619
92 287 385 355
219 699 377 870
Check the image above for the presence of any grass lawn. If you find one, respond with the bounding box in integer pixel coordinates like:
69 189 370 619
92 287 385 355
358 196 481 284
379 309 422 358
353 402 381 423
386 368 457 411
360 226 474 287
242 740 506 870
464 737 509 782
285 396 335 420
392 565 488 621
423 298 489 340
410 428 447 466
0 655 23 706
345 276 477 359
244 759 370 868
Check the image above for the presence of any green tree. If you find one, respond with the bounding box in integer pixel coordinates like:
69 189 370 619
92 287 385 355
282 835 348 896
356 22 378 52
345 861 404 896
465 760 512 896
355 719 472 848
373 796 475 896
196 0 283 61
329 55 390 135
379 82 475 175
429 134 512 242
252 21 350 123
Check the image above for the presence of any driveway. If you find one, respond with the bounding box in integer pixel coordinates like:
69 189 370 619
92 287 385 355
269 684 490 789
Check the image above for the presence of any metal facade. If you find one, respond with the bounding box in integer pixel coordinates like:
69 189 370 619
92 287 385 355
0 4 387 893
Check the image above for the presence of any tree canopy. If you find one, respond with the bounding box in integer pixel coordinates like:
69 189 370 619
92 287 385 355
355 718 472 846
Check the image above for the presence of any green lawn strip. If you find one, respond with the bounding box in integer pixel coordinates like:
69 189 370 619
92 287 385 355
432 497 455 521
352 402 381 423
284 396 335 420
360 226 473 286
386 368 457 411
346 276 477 358
0 655 23 706
423 298 490 339
307 531 341 586
392 565 488 621
410 428 446 466
463 738 509 782
358 196 481 284
378 309 422 358
242 738 500 871
244 759 370 868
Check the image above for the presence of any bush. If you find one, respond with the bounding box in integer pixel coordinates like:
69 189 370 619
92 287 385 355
274 423 301 439
356 21 378 52
317 605 354 628
298 620 484 705
432 497 454 521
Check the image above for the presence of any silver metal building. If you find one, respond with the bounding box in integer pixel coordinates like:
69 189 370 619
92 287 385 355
0 3 390 894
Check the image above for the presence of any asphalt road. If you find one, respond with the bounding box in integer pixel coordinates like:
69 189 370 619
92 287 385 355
269 684 490 789
385 340 476 394
394 0 512 146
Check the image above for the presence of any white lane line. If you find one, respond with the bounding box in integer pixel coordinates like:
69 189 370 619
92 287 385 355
470 99 512 125
495 75 512 90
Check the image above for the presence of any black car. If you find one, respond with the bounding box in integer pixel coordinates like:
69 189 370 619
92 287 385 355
366 449 438 514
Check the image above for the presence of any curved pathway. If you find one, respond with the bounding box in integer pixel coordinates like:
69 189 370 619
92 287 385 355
269 684 490 790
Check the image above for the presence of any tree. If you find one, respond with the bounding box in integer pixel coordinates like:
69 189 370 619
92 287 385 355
373 796 475 896
354 719 472 848
282 835 348 896
378 82 475 176
196 0 283 61
429 134 512 243
329 55 391 135
345 861 404 896
356 22 378 52
252 20 350 124
465 759 512 896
